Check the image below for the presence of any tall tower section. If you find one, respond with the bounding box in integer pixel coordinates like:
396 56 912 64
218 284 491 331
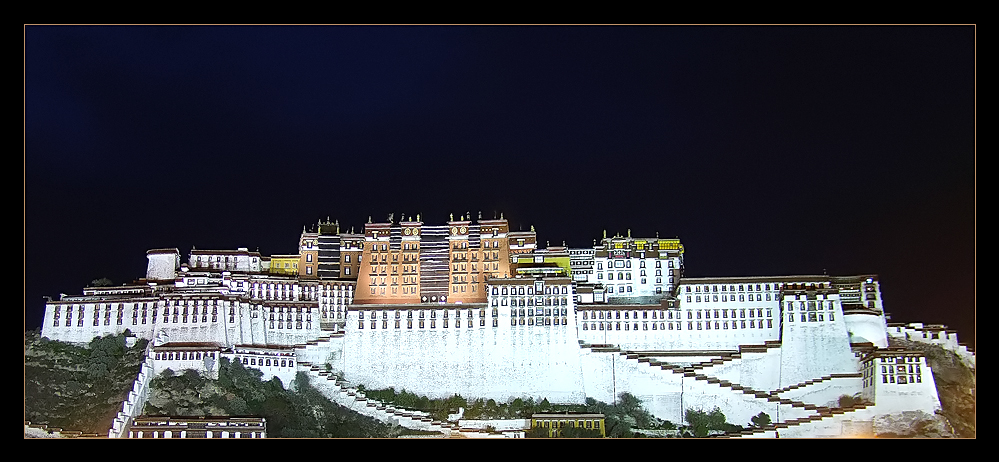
354 217 423 304
419 222 450 303
316 220 342 280
446 214 511 304
399 217 423 301
299 229 319 279
477 216 512 281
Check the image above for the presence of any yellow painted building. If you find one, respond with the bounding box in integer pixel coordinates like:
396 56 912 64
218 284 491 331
514 255 571 277
530 413 605 437
269 255 300 276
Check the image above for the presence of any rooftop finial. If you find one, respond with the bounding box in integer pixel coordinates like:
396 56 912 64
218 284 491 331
628 229 631 238
368 216 372 223
656 231 660 238
388 212 394 223
603 229 607 239
478 210 482 220
530 225 535 232
450 213 454 221
417 213 421 222
500 212 504 220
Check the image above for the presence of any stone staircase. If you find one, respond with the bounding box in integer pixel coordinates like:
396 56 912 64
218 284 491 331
579 339 870 437
292 333 343 366
722 402 872 438
771 373 863 395
294 363 456 435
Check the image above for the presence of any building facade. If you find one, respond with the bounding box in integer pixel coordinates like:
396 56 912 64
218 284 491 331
39 213 962 436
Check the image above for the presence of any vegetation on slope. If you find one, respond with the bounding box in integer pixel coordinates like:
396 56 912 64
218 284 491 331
356 387 699 437
682 407 747 437
145 358 394 437
24 329 148 434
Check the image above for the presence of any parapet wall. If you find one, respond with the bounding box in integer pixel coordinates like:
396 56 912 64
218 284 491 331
887 323 975 366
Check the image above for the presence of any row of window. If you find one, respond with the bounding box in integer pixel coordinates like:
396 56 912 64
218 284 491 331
492 286 569 296
535 420 601 430
686 283 779 293
239 356 292 368
786 301 835 311
581 319 772 331
787 312 834 322
606 308 773 320
583 309 766 320
688 293 771 303
493 297 569 307
868 374 921 386
360 319 500 329
54 311 242 327
134 430 262 438
512 308 568 317
361 309 497 319
155 351 217 361
596 260 673 270
512 317 568 326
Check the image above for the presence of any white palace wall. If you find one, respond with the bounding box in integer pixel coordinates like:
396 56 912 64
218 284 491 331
342 305 586 404
845 312 889 347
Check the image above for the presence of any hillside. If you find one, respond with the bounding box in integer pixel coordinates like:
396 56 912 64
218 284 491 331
886 337 976 438
24 330 148 434
145 359 395 437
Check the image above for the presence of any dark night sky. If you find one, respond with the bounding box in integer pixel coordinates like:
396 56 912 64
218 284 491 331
24 26 975 348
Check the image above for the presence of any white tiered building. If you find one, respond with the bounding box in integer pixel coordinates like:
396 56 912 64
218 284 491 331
41 228 969 438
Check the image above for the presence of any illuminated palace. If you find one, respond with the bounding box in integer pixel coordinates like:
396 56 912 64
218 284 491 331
41 212 972 438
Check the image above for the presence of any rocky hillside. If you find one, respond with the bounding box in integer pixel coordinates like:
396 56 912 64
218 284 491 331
145 359 395 438
24 330 148 434
886 337 976 438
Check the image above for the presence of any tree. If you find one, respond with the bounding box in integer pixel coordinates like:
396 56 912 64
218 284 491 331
751 412 772 428
526 425 550 438
618 392 641 415
838 394 865 408
560 425 603 438
685 407 728 437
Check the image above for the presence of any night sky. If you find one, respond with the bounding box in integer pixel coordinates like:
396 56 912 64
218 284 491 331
25 26 975 348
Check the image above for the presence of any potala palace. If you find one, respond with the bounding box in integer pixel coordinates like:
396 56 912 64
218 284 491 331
39 214 973 437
